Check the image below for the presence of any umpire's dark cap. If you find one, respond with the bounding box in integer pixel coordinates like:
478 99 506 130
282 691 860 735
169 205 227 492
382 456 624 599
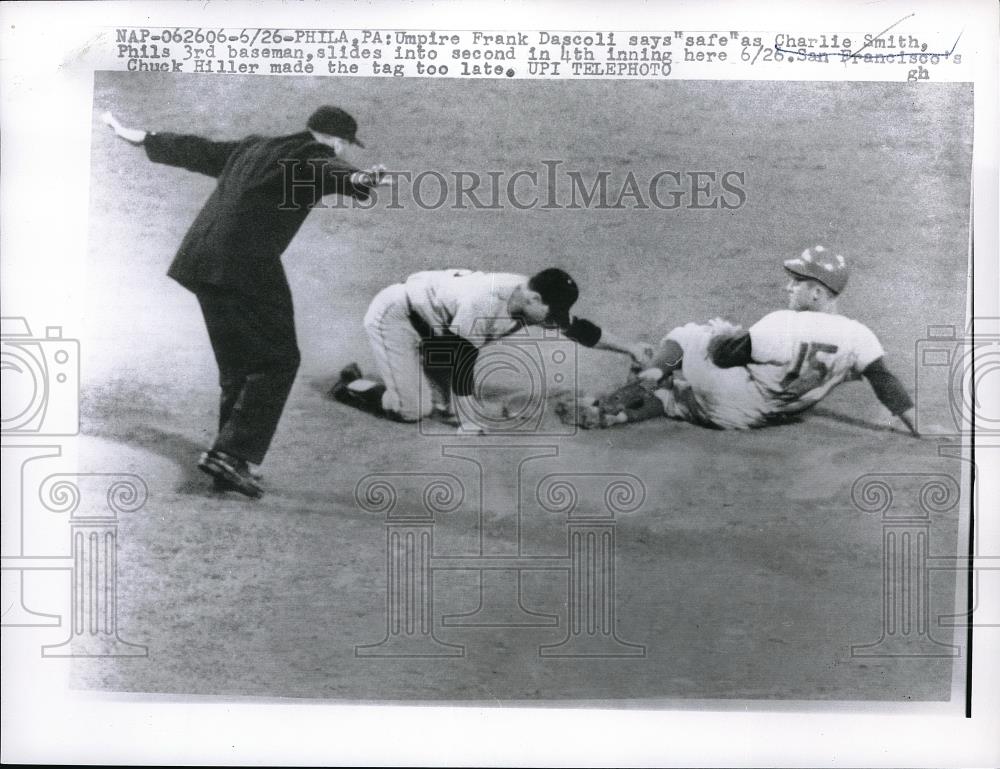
307 106 365 147
529 268 580 328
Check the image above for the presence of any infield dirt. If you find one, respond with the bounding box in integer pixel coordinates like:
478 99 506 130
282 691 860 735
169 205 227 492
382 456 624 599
71 74 972 702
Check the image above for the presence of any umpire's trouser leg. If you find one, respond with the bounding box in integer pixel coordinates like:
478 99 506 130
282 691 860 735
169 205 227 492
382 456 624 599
196 287 301 465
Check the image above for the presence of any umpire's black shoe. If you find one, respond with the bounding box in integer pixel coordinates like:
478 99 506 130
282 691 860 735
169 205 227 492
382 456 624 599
212 466 263 492
198 450 263 499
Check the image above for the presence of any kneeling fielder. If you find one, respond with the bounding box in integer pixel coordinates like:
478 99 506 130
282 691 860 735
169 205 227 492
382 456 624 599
569 247 920 437
333 268 652 433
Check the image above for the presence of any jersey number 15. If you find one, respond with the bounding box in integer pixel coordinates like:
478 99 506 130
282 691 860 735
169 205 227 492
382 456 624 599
780 342 839 397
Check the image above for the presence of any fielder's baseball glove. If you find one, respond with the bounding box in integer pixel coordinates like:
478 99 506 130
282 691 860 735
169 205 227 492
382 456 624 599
598 379 657 415
556 378 664 430
556 396 613 429
556 396 586 428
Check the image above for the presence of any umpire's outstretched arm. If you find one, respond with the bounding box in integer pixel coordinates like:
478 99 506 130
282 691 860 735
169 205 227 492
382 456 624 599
102 111 242 178
143 132 244 178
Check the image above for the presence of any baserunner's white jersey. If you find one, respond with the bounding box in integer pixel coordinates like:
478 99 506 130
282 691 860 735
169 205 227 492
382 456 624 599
747 310 885 413
403 270 525 347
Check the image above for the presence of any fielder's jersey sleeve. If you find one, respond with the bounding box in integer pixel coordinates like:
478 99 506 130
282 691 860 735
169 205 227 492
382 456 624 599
862 358 914 415
144 132 246 178
747 310 885 412
563 317 602 347
709 332 753 368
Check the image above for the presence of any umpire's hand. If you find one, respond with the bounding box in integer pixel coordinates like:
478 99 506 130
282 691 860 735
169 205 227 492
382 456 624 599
350 164 389 190
101 111 147 146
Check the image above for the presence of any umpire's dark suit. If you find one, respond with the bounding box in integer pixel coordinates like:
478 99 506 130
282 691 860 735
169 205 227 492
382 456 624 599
144 131 372 465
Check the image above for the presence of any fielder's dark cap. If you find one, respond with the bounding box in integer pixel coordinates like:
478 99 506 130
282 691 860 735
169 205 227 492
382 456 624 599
307 105 365 148
529 268 579 327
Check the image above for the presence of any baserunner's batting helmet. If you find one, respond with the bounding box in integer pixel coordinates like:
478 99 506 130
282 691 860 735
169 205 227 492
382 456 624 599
783 245 849 295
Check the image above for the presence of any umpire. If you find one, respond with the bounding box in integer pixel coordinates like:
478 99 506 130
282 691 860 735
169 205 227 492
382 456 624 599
103 106 386 498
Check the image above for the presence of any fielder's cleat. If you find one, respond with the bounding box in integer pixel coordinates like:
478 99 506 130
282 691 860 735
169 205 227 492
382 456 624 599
198 450 263 499
328 373 389 418
328 362 363 402
431 401 457 422
339 362 363 384
329 381 346 401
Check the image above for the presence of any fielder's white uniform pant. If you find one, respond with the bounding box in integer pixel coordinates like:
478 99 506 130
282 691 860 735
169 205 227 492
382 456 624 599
653 319 771 430
363 283 444 421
